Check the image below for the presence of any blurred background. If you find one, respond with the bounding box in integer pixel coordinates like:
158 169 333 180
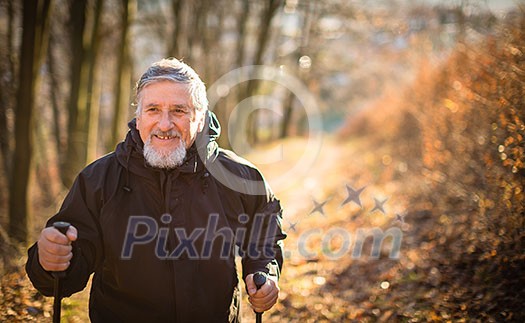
0 0 524 322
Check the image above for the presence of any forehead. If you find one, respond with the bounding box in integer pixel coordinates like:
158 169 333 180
140 81 192 105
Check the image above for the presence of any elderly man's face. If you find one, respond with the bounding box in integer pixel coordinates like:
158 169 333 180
136 81 204 166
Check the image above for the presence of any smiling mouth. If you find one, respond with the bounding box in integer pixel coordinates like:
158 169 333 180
155 135 176 140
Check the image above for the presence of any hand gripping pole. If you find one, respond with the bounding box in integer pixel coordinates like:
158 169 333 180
52 221 70 323
253 272 267 323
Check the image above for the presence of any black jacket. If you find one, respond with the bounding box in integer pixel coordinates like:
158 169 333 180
26 112 286 322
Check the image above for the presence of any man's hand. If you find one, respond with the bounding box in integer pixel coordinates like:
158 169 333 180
37 225 78 272
245 273 280 312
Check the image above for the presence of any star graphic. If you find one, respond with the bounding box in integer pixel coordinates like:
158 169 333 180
341 184 366 208
395 213 406 224
371 197 388 214
287 221 298 232
309 197 329 216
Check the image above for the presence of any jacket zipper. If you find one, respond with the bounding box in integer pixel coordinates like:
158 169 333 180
161 171 178 320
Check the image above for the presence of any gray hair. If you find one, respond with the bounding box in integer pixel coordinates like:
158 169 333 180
134 58 208 116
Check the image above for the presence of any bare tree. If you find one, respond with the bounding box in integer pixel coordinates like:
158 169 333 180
9 0 52 244
62 0 104 186
280 0 317 138
236 0 251 67
82 0 104 163
108 0 136 152
232 0 283 151
48 31 64 162
0 0 18 211
0 0 17 184
62 0 87 187
168 0 186 57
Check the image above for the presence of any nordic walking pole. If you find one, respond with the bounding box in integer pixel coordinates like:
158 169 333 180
253 272 267 323
52 221 71 323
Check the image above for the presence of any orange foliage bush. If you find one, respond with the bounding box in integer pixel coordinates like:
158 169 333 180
340 8 524 321
413 16 524 253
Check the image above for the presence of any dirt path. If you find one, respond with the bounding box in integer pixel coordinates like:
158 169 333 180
240 134 414 322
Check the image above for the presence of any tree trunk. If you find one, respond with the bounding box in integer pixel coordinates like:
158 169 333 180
0 0 16 220
236 0 250 67
252 0 281 68
34 112 56 203
82 0 103 163
62 0 87 187
9 0 52 244
47 32 63 162
188 0 207 69
108 0 135 152
233 0 282 150
63 0 104 185
32 0 56 204
248 0 281 144
168 0 185 57
87 59 102 160
0 0 16 184
280 91 295 138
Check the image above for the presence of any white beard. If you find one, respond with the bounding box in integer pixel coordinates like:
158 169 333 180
143 135 186 169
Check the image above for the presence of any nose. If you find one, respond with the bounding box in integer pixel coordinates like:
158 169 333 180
158 110 173 131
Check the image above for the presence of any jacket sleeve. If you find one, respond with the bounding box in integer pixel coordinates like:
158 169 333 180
26 165 105 297
240 191 287 282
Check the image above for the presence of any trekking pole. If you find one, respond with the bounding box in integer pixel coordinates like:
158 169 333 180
52 221 71 323
253 272 267 323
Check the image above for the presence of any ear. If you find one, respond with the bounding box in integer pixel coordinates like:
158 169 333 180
196 111 206 133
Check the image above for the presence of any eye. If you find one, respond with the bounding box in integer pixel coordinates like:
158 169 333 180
145 106 159 113
172 106 190 115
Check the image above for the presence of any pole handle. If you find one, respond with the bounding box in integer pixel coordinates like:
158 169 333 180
52 222 71 278
52 221 70 236
253 271 267 322
52 221 70 323
253 272 267 290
